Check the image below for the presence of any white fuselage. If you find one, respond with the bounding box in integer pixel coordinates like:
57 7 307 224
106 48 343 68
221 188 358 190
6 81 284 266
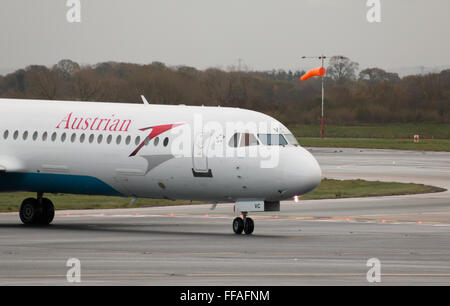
0 98 321 203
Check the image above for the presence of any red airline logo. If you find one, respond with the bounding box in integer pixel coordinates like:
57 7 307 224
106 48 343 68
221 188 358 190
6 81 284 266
129 123 185 157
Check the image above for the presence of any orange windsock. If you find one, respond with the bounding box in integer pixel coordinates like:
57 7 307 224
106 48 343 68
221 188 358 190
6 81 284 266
300 67 326 81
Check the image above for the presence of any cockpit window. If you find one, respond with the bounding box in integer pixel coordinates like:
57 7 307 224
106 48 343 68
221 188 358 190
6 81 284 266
284 134 299 146
239 133 259 147
229 133 240 147
257 134 288 146
229 133 260 147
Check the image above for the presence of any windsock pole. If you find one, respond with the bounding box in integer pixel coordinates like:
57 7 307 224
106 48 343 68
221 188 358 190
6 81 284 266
321 55 325 139
301 55 327 139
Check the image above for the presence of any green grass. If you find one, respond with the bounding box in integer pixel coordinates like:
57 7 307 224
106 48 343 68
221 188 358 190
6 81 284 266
289 123 450 151
0 194 205 213
289 123 450 139
0 179 445 213
298 137 450 151
302 178 445 200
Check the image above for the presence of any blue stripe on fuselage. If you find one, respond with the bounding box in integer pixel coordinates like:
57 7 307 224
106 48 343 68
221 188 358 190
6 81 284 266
0 172 122 196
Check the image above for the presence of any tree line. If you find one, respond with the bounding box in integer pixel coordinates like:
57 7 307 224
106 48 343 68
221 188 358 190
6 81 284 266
0 57 449 125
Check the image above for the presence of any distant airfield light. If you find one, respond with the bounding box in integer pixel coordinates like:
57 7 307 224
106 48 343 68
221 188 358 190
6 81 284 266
418 220 423 224
294 195 299 203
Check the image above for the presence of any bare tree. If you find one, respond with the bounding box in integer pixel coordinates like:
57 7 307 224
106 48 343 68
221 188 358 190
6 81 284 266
25 66 60 100
327 56 359 83
73 67 102 101
359 68 400 83
202 68 231 105
53 59 80 79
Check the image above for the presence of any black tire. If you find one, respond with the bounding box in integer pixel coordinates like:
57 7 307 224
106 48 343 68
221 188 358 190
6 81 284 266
232 217 244 234
38 198 54 225
243 218 254 235
19 198 40 225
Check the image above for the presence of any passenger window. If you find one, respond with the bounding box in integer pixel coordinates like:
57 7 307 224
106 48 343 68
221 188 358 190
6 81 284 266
61 133 67 142
32 131 38 141
228 133 240 148
144 137 150 146
89 134 94 143
116 135 122 145
107 135 112 144
80 134 86 143
3 130 9 140
23 131 28 141
71 133 76 143
97 134 103 144
135 136 141 145
154 137 159 146
13 130 19 140
51 132 57 142
163 137 169 147
239 133 259 147
125 136 131 145
42 132 48 141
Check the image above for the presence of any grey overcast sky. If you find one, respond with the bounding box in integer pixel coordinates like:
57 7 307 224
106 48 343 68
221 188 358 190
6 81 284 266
0 0 449 74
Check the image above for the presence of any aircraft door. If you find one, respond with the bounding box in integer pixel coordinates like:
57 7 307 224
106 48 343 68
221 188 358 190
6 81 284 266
192 129 213 176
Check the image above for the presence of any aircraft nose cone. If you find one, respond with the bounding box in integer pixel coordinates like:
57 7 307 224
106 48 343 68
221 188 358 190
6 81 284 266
283 147 322 196
300 149 322 193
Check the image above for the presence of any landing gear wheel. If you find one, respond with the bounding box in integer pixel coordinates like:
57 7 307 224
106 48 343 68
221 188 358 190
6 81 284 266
38 198 54 225
19 198 39 225
233 217 244 234
243 217 254 235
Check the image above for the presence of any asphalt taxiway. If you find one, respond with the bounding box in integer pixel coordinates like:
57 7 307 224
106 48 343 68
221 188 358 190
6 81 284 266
0 148 449 285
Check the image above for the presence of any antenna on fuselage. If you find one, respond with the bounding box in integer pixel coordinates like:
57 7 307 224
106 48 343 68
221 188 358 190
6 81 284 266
141 95 150 105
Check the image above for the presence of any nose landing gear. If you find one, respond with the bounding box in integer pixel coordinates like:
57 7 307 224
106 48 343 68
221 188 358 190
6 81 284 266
232 212 254 235
19 193 55 226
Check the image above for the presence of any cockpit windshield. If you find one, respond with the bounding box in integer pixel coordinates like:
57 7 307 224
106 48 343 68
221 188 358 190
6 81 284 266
229 133 259 147
229 133 299 147
283 134 299 146
257 134 288 146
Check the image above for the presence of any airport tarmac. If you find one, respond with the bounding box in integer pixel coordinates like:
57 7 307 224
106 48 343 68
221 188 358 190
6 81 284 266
0 148 449 285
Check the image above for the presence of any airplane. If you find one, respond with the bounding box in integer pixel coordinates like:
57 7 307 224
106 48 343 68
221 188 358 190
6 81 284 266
0 97 322 234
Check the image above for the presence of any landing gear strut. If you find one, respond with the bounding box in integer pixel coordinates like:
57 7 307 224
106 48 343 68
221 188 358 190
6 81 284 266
19 193 54 226
232 212 254 235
